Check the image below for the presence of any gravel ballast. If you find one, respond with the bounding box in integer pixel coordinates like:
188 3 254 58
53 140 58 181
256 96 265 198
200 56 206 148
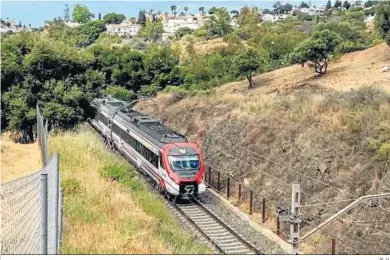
199 190 288 254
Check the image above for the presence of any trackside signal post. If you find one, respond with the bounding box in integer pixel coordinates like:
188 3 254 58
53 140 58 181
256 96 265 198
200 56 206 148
290 184 301 255
276 183 302 254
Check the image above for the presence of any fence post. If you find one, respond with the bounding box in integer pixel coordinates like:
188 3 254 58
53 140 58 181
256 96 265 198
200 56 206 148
40 172 48 254
276 216 281 237
238 184 242 202
332 239 336 254
217 171 221 191
55 154 60 254
262 198 266 223
208 167 211 186
249 190 253 215
227 177 230 199
59 190 64 252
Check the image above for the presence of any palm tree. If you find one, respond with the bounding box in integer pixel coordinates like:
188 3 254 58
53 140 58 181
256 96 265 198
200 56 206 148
149 9 153 15
180 11 185 17
170 5 177 15
184 6 189 16
230 10 239 17
199 6 205 14
164 11 169 19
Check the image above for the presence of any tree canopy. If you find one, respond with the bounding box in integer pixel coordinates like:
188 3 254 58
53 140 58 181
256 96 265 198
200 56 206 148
72 4 95 23
231 48 268 89
139 20 164 41
103 13 126 24
291 29 342 75
375 2 390 45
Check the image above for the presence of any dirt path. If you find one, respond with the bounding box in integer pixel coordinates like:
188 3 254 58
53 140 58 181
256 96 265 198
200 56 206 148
1 132 43 183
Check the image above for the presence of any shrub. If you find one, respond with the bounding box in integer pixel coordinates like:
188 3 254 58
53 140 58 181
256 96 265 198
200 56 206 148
105 85 135 101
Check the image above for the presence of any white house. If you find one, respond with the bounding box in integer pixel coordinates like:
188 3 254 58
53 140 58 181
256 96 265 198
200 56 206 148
162 17 205 35
65 21 81 28
261 14 281 22
0 19 29 34
106 23 141 37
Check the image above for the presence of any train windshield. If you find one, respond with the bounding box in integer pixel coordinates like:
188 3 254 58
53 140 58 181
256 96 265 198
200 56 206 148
168 155 200 171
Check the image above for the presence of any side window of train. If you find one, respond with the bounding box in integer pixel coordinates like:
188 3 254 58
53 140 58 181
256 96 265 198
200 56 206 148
159 155 165 169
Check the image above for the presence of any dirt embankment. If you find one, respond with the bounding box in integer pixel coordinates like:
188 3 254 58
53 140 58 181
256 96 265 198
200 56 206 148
137 44 390 254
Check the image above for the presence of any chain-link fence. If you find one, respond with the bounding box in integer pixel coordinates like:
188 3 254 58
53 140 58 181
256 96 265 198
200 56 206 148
0 106 63 254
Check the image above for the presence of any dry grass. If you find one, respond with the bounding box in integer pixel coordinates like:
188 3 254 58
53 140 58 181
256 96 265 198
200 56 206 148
49 129 210 254
1 132 43 183
136 44 390 254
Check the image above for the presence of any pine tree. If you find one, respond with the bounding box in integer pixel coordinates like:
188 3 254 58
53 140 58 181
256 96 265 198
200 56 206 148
138 10 146 26
64 4 70 21
326 0 332 10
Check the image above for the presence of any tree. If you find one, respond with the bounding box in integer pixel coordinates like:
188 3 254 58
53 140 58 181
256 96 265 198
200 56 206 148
175 27 194 39
98 13 101 20
184 6 189 16
203 7 233 37
314 21 368 52
75 20 106 46
290 29 342 75
208 6 217 15
231 48 267 89
139 20 164 41
238 6 261 26
18 21 22 27
230 10 239 17
299 1 310 9
375 2 390 45
170 5 177 16
326 0 332 10
262 9 273 14
72 4 95 23
103 13 126 24
143 45 180 88
64 4 70 21
199 7 205 14
343 1 351 10
334 0 342 8
138 10 147 26
364 1 377 8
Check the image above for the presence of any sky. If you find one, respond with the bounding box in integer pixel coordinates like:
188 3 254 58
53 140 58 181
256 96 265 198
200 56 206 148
1 0 328 27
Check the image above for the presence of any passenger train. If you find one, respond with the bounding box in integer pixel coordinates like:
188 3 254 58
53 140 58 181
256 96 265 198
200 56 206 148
90 96 206 198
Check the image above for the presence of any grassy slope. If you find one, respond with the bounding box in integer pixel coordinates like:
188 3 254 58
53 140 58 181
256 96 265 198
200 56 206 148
136 44 390 254
49 128 210 254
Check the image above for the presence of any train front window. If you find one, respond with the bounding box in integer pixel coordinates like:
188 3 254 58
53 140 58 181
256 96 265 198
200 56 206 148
168 155 200 171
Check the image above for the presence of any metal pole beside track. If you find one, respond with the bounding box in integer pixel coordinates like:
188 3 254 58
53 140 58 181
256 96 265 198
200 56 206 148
227 177 230 198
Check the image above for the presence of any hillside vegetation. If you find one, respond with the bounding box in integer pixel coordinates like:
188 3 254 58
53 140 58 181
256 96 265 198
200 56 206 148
48 128 210 254
137 43 390 254
2 2 389 142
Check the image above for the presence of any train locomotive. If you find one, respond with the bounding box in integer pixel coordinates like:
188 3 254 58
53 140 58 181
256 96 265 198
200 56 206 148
90 96 206 198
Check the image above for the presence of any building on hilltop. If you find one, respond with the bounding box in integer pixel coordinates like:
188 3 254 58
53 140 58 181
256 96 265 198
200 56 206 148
0 19 30 34
64 21 81 28
106 20 142 37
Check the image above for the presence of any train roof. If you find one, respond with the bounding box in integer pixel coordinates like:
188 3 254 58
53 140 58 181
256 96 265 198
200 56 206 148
92 97 188 148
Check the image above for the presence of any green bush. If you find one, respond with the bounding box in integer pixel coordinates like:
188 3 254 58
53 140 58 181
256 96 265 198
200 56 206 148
105 85 135 101
377 143 390 161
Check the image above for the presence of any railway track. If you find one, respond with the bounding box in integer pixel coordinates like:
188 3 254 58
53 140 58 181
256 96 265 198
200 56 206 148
173 198 264 255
